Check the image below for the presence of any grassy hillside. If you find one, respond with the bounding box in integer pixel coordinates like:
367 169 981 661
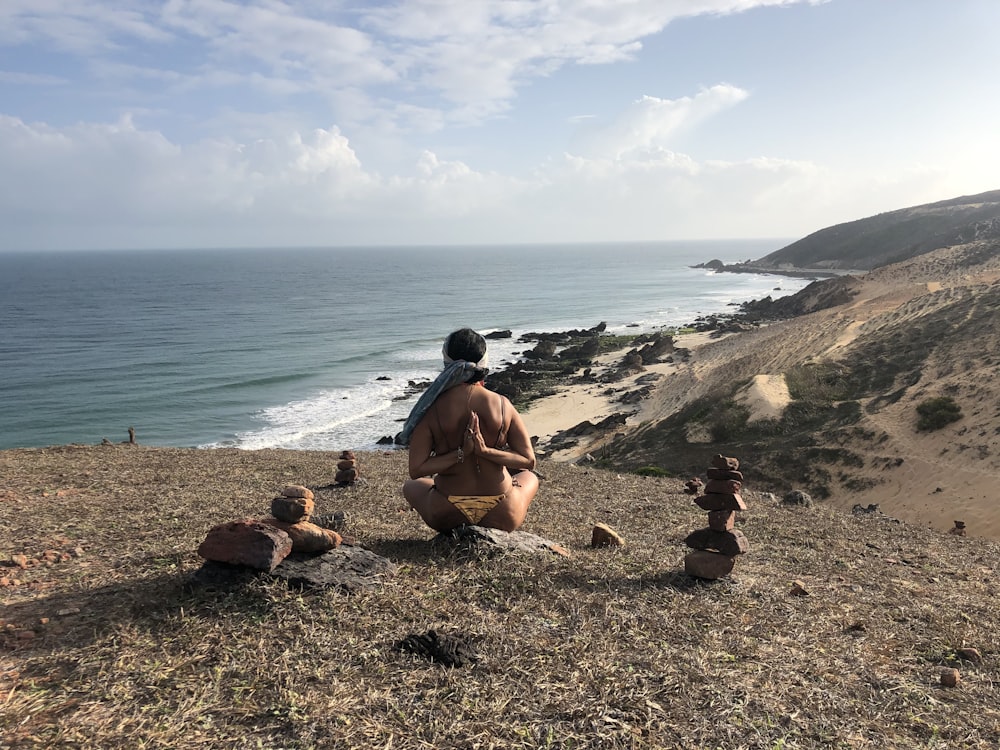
755 189 1000 271
599 238 1000 539
2 446 999 748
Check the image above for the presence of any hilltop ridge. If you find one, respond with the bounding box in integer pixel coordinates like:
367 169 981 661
753 189 1000 271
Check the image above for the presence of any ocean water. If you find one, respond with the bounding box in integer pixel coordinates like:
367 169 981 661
0 242 810 451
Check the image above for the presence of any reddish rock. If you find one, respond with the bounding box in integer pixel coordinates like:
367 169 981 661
948 520 967 536
339 450 356 460
940 668 960 687
683 478 704 495
956 647 982 663
10 554 28 569
336 459 356 471
704 478 743 494
198 520 292 571
694 493 747 512
684 550 735 580
271 495 315 523
710 454 740 470
262 519 341 553
281 485 314 500
706 468 744 482
335 467 359 484
591 523 625 548
707 510 736 531
684 528 749 556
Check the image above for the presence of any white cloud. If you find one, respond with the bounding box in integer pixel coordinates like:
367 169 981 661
0 93 944 251
2 0 978 251
571 85 750 160
0 0 818 131
0 0 172 51
0 114 374 225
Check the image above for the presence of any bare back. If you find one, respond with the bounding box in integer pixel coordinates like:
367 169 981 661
426 384 510 496
403 377 538 533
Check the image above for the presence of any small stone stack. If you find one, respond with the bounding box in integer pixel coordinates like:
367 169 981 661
683 454 749 580
198 484 342 571
263 485 342 553
335 451 360 485
683 477 704 496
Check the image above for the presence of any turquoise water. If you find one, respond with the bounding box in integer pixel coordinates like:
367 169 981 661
0 241 808 450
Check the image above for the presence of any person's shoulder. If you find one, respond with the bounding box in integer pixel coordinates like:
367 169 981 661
485 388 508 403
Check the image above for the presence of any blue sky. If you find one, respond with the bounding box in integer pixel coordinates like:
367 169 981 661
1 0 998 251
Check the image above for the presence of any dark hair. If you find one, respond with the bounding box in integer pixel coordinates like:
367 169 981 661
445 328 487 363
445 328 489 381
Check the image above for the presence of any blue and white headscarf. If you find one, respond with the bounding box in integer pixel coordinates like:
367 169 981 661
396 338 489 446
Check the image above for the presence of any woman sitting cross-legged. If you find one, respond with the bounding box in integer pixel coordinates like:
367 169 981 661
399 328 539 533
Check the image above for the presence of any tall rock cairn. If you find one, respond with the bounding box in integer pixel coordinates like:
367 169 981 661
684 454 749 580
335 450 360 485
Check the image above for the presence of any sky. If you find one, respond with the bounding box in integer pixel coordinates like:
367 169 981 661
1 0 999 251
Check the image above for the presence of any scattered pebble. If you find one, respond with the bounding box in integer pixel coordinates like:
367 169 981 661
940 668 960 687
956 647 982 663
591 523 625 548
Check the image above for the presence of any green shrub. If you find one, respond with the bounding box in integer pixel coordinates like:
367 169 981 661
916 396 962 431
708 401 751 442
635 465 671 477
786 362 861 402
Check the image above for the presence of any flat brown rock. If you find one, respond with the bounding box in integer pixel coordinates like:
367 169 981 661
262 519 341 553
705 478 742 494
335 468 359 484
707 510 736 531
706 468 744 482
197 519 292 572
684 550 735 580
684 527 750 556
694 492 747 511
282 485 314 499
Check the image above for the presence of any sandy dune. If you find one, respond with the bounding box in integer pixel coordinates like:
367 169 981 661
525 240 1000 540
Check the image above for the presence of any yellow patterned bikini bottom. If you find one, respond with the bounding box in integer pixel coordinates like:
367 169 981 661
447 494 506 524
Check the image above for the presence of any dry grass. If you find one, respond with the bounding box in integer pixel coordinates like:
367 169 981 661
2 445 999 749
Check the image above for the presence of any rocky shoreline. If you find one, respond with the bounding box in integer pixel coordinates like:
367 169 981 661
460 272 862 453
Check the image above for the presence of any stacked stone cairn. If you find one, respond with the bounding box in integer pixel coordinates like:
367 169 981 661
335 451 360 485
683 477 704 496
198 485 342 573
683 454 749 580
